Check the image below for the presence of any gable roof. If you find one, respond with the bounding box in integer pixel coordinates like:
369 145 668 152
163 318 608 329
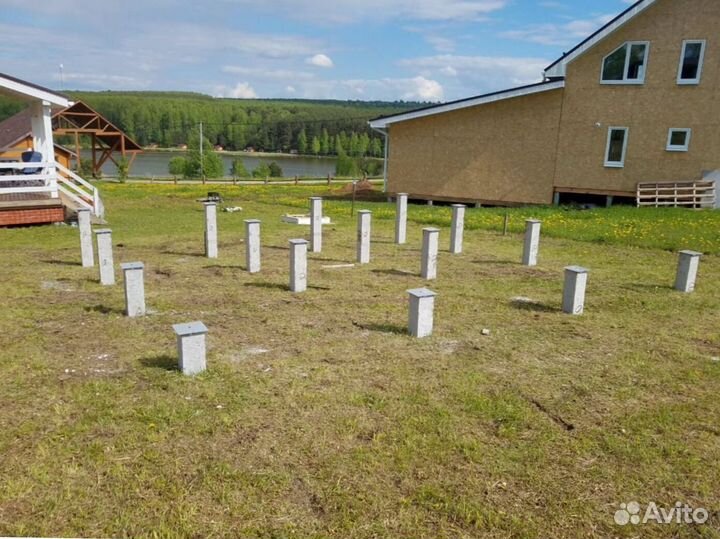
0 73 71 108
369 79 565 129
544 0 658 78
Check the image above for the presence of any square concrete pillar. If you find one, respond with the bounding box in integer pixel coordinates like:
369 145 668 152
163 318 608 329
395 193 408 244
204 202 218 259
522 219 541 267
408 288 436 338
77 208 94 267
309 197 322 253
245 219 261 273
675 250 702 292
173 321 208 375
562 266 589 315
289 239 308 292
121 262 146 317
357 210 371 264
450 204 466 254
421 227 440 280
95 229 115 286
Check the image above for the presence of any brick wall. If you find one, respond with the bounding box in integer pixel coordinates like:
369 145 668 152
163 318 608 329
0 207 65 226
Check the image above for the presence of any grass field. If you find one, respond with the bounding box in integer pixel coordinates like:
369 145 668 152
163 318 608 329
0 183 719 538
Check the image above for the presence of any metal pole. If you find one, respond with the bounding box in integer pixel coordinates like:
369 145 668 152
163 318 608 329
199 122 204 184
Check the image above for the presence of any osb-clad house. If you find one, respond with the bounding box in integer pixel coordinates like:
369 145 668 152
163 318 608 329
370 0 719 208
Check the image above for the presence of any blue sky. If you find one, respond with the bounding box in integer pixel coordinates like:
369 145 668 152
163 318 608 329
1 0 635 101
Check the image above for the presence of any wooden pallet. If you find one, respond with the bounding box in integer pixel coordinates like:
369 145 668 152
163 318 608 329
636 180 715 208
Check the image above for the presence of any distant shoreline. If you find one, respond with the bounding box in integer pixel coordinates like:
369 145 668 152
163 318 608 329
142 148 340 160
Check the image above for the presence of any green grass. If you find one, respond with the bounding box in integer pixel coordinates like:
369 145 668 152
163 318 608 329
0 183 719 538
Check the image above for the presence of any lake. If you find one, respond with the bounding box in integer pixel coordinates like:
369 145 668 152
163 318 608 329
93 151 338 179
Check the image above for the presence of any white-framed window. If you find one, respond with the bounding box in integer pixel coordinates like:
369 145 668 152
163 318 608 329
666 128 692 152
601 42 650 84
604 127 629 167
677 40 706 84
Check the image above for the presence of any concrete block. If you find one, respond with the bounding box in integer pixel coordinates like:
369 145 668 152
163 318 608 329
204 202 218 259
675 250 702 292
121 262 145 317
310 197 322 253
245 219 261 273
562 266 589 315
357 210 371 264
395 193 408 244
95 229 115 286
450 204 465 254
289 239 308 292
421 228 440 280
78 208 94 267
522 219 541 266
408 288 436 338
173 321 208 375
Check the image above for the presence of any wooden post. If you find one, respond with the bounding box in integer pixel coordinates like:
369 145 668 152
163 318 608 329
327 173 331 186
503 212 509 236
351 180 357 216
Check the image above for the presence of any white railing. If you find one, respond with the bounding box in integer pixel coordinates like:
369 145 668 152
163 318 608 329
0 160 104 218
0 161 59 197
56 162 104 218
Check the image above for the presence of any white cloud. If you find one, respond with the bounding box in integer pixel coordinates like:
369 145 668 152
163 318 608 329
290 76 444 101
222 66 315 80
426 36 456 53
216 82 258 98
500 14 616 46
224 0 508 23
399 54 549 90
306 54 334 68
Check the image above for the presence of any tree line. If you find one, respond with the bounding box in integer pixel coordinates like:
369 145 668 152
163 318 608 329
54 91 419 158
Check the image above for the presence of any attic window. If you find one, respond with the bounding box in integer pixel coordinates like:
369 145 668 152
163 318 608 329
677 40 705 85
601 42 649 84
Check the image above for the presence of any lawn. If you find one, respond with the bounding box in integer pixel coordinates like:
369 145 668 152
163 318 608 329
0 183 719 538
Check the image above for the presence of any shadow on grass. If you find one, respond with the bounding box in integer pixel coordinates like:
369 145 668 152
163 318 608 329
352 320 407 334
622 283 673 292
138 354 178 371
244 282 287 291
509 298 559 313
372 269 417 277
472 258 516 266
160 250 205 257
42 259 82 267
203 264 245 270
264 245 290 251
85 304 125 315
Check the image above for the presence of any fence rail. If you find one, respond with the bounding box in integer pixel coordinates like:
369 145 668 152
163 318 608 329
636 180 715 208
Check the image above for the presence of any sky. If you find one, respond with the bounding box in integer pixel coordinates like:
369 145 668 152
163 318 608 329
0 0 636 102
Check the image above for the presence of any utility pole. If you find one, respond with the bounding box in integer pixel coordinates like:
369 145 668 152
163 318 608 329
199 122 204 184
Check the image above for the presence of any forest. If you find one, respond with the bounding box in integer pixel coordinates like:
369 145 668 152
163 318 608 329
0 92 418 159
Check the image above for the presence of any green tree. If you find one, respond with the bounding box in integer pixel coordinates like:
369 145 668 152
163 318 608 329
185 130 224 179
320 128 330 155
253 163 271 178
169 156 187 179
311 136 321 155
231 159 249 178
116 157 130 182
297 129 308 154
268 162 283 177
335 146 360 177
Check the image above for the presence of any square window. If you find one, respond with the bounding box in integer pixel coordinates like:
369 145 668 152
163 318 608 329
667 129 691 152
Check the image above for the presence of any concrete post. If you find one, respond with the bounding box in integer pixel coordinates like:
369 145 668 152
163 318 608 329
408 288 436 338
450 204 465 254
310 197 322 253
421 228 440 280
395 193 408 244
522 219 541 266
121 262 145 317
173 321 208 375
245 219 261 273
562 266 589 315
357 210 371 264
77 208 94 267
204 202 218 259
95 229 115 286
675 250 702 292
289 239 308 292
